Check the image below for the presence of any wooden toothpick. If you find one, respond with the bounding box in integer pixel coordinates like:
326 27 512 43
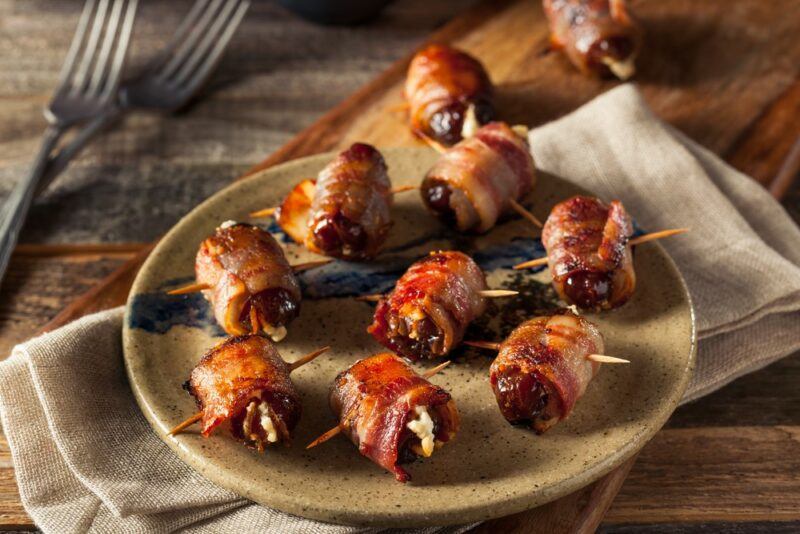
167 282 211 295
509 199 543 228
513 228 689 270
630 227 689 246
291 259 332 273
587 354 630 364
464 341 628 365
249 207 276 218
478 289 518 298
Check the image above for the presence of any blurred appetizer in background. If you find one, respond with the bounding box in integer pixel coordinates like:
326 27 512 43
252 143 403 261
366 251 517 361
405 43 495 146
469 310 625 433
514 196 687 311
167 223 315 341
170 335 328 451
543 0 642 80
307 353 459 482
420 121 537 233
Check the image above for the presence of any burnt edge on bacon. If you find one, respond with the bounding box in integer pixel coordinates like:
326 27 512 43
329 352 460 482
541 195 635 310
420 122 535 233
368 251 488 361
405 43 495 146
489 311 604 433
186 335 301 450
543 0 642 79
195 223 301 336
305 143 393 260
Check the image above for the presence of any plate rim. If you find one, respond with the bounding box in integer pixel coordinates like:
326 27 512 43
123 147 697 527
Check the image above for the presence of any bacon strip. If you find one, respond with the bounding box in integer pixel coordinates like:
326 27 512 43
541 196 635 310
405 44 495 146
368 251 488 361
280 143 392 261
543 0 642 79
195 223 301 336
489 311 604 433
187 335 301 449
330 353 460 482
421 122 536 233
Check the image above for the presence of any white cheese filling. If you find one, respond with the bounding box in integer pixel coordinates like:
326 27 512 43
263 323 287 342
601 56 635 80
219 219 238 229
242 400 279 443
460 103 479 139
406 406 435 457
258 402 279 443
511 124 530 139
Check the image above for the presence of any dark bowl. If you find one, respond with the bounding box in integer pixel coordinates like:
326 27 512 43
276 0 394 25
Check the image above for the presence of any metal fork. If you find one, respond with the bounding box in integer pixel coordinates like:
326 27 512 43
0 0 138 284
40 0 251 191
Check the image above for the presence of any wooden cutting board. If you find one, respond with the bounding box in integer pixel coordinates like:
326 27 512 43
36 0 800 531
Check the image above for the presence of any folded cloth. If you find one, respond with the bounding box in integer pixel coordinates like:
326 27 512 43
528 85 800 400
1 85 798 532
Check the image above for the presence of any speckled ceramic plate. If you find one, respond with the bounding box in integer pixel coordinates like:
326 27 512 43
123 147 695 528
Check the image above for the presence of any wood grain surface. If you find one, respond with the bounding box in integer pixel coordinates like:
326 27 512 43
0 0 799 531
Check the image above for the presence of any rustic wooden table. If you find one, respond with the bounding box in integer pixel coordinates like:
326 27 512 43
1 0 799 532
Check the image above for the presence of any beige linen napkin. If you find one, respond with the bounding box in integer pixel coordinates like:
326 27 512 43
1 85 799 532
528 85 800 400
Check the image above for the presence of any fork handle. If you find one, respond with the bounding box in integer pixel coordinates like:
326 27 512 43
37 107 123 195
0 125 64 286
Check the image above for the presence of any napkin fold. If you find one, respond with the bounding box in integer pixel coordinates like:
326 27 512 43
528 85 800 400
2 85 799 532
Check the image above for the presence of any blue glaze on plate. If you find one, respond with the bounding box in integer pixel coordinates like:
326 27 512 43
127 235 548 335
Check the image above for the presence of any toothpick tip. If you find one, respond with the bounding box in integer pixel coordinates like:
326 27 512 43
588 354 630 364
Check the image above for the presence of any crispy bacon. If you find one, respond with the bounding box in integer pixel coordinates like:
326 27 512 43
489 311 604 433
543 0 642 80
275 178 315 244
330 353 460 482
405 44 495 146
187 335 301 450
421 122 536 233
368 251 488 361
276 143 393 261
541 196 635 310
195 223 301 337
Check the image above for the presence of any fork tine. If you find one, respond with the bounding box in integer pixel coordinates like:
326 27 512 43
70 0 111 96
158 0 225 82
100 0 138 100
178 0 250 94
87 0 125 96
140 0 213 76
55 0 98 92
171 0 246 88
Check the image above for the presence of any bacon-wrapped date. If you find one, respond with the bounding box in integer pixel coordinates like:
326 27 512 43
490 311 604 433
276 143 393 261
421 122 536 233
405 44 495 146
195 222 301 339
542 195 635 310
186 335 302 450
330 352 460 482
368 251 488 361
544 0 642 80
